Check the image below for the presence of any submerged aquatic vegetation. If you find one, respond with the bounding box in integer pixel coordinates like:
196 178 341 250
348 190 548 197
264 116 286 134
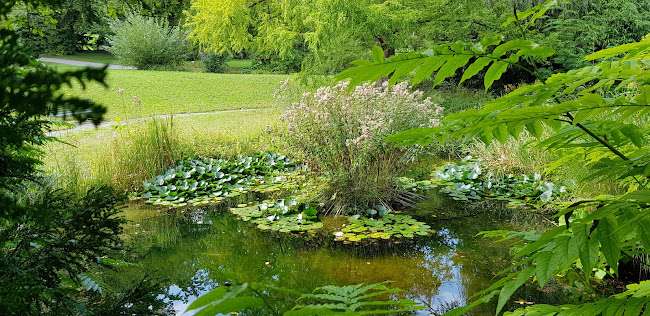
334 214 432 242
140 152 299 207
230 199 323 233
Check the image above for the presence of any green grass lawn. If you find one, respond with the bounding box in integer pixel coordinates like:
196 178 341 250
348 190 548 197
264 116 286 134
53 68 289 120
227 59 253 68
41 52 118 64
43 107 284 195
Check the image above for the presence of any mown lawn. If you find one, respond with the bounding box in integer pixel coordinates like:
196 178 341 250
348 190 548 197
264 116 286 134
48 67 289 120
41 52 118 64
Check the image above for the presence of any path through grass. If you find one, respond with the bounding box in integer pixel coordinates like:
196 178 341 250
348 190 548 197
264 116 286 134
41 52 118 64
54 69 289 120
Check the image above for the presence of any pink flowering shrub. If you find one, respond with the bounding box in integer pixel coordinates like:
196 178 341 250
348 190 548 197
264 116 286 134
279 81 444 214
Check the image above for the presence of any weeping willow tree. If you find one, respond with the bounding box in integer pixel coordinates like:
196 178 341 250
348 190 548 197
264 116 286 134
184 0 500 74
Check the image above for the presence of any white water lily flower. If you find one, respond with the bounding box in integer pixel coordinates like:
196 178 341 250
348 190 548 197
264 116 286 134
335 231 344 237
297 214 303 220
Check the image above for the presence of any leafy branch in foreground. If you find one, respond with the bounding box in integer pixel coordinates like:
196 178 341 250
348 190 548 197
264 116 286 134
336 0 564 90
503 279 650 316
183 280 424 316
338 1 650 314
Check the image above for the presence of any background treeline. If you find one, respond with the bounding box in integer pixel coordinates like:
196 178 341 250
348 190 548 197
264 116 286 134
12 0 650 78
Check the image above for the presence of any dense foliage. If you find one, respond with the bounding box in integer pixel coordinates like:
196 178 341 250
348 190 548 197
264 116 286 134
278 80 443 214
185 0 501 74
434 156 566 207
140 152 299 207
1 0 131 314
106 10 188 68
338 1 650 313
203 51 231 73
184 280 424 315
0 186 125 314
10 0 192 55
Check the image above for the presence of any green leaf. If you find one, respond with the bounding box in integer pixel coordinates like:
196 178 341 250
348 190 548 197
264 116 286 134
584 41 645 61
413 56 446 85
555 234 579 270
434 55 473 87
637 218 650 253
484 61 508 90
186 284 250 313
492 40 536 58
597 216 621 274
496 267 535 315
371 46 384 63
459 57 492 85
195 297 265 316
492 123 509 144
535 250 558 287
573 224 599 278
525 121 544 139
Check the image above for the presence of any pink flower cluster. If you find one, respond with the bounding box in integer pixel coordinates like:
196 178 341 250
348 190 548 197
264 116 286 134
281 81 444 152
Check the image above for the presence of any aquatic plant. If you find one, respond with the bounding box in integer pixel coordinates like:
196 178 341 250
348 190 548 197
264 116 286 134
334 214 432 242
140 152 298 207
230 199 323 233
434 156 567 207
395 177 434 192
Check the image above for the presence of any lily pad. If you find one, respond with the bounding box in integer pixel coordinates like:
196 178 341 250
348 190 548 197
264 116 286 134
335 214 431 242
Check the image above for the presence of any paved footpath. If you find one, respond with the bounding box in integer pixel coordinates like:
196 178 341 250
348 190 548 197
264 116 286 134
38 57 137 69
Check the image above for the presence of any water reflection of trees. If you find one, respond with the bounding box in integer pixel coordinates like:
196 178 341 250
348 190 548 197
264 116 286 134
113 204 521 315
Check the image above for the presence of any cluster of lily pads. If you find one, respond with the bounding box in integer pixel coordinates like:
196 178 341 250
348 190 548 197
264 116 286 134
140 152 299 207
434 156 567 206
229 198 323 233
334 214 432 242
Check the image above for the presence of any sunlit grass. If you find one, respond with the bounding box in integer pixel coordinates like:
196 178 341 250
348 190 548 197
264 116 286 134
60 70 288 120
41 63 289 120
43 108 284 196
41 52 119 64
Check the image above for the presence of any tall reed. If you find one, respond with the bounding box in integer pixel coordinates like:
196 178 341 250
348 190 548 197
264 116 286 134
47 117 179 196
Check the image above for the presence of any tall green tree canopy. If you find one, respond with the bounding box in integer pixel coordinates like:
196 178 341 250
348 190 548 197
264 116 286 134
185 0 500 73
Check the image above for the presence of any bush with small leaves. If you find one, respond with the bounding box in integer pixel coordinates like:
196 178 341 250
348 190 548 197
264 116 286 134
106 11 188 68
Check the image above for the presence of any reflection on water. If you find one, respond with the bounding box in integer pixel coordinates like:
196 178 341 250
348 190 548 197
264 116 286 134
110 192 556 315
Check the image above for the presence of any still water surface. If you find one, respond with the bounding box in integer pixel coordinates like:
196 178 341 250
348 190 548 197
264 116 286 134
112 192 559 315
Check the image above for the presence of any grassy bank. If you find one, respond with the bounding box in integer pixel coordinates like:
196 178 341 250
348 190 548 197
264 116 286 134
43 108 283 196
52 69 288 120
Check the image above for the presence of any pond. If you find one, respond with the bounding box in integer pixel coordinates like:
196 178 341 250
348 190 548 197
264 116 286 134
103 191 566 315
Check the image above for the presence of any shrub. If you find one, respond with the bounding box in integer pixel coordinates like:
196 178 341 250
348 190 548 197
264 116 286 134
278 81 444 214
106 11 188 68
203 52 232 73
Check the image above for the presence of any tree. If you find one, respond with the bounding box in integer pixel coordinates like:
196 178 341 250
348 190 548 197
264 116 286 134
1 0 127 313
337 0 650 314
185 0 500 74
